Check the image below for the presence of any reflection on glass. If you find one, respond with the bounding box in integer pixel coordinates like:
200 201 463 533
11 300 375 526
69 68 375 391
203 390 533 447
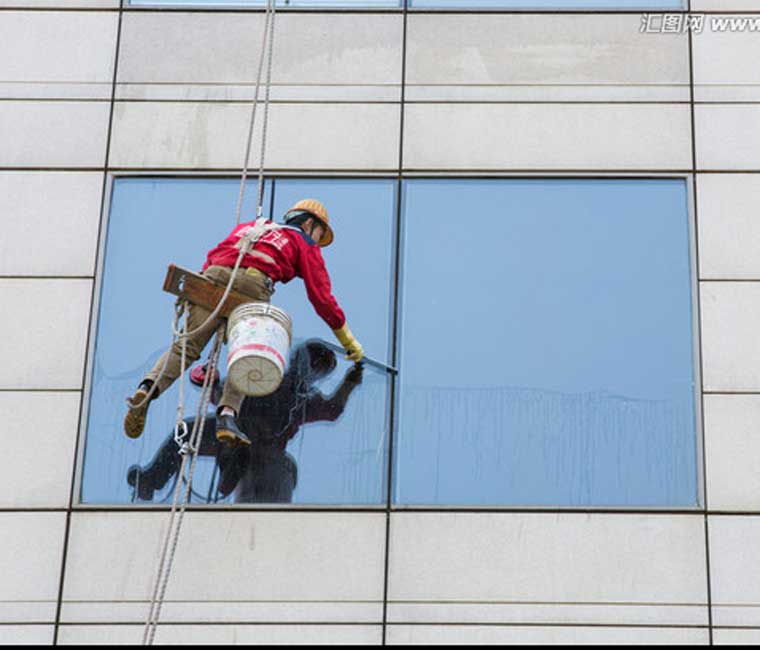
128 340 365 504
396 179 698 507
82 177 395 505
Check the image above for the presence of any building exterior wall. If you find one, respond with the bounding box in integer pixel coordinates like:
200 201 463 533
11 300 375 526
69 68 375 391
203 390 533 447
2 0 760 644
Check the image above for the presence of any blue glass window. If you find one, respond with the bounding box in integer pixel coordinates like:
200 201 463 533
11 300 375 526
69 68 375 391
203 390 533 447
83 176 698 509
81 177 395 505
409 0 683 8
395 178 698 507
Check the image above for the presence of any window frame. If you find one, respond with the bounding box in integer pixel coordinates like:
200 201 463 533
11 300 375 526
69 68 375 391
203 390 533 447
75 171 703 512
124 0 687 12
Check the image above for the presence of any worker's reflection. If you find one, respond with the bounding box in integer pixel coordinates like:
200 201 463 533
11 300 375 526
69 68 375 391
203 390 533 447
127 340 363 503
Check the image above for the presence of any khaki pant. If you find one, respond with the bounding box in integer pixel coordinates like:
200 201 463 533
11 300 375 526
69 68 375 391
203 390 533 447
145 265 273 413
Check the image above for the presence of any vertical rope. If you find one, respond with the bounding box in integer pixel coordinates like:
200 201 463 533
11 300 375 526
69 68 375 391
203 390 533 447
235 0 277 225
143 329 224 645
175 302 188 439
256 0 277 218
142 1 278 642
142 306 190 646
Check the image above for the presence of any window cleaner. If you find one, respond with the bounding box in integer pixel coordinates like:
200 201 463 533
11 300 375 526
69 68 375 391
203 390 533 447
123 198 364 448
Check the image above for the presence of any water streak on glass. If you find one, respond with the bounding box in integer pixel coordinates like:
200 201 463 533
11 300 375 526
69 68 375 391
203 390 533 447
395 178 698 507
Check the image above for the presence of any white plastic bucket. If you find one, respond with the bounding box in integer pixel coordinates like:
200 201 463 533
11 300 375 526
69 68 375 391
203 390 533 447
226 302 292 396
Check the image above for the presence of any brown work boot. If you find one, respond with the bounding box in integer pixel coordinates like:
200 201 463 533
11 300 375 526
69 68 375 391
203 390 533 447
124 387 152 439
216 413 251 448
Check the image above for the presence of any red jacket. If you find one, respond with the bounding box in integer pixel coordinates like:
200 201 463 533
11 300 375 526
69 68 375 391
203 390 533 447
201 222 346 330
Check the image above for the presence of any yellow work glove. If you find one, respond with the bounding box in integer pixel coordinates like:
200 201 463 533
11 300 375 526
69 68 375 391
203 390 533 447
333 323 364 362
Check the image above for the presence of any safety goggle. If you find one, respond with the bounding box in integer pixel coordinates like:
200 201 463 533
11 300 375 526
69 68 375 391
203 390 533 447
285 210 326 229
284 210 313 221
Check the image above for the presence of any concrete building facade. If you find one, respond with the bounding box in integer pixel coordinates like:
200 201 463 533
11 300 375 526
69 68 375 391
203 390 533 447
2 0 760 644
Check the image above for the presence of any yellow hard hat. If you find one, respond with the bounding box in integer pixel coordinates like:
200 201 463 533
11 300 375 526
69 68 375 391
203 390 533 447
284 198 333 247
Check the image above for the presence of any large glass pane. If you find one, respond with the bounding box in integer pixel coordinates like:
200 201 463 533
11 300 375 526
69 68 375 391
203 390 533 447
81 176 395 506
396 178 698 507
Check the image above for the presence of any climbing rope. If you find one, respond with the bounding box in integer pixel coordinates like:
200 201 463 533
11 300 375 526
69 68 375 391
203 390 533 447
140 0 279 643
142 302 190 645
143 321 224 645
235 0 277 224
255 0 277 217
142 304 195 645
173 302 190 456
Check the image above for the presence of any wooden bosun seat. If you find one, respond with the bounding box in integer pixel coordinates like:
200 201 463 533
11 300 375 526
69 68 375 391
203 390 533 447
162 264 255 320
